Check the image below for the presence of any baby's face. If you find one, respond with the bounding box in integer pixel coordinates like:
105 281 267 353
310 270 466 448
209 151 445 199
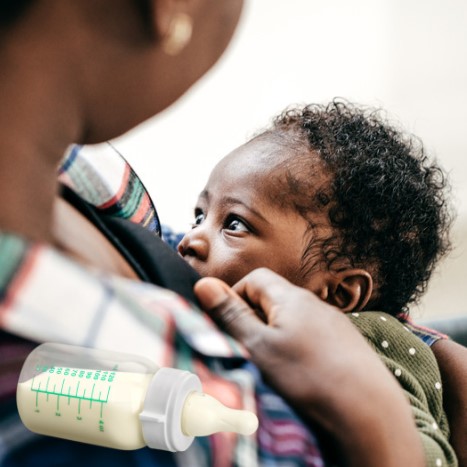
178 138 326 289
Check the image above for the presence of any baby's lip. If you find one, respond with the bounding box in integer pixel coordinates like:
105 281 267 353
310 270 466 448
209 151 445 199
179 253 197 268
180 255 205 276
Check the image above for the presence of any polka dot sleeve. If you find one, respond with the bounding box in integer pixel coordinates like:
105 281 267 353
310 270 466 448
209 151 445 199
349 312 458 467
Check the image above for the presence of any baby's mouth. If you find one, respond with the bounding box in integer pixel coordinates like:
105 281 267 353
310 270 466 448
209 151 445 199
179 254 203 274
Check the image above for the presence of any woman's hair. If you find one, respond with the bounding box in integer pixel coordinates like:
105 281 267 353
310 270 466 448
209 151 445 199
263 99 453 316
0 0 35 29
0 1 152 32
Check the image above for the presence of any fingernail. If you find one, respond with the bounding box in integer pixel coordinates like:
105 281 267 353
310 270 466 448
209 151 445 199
197 279 228 309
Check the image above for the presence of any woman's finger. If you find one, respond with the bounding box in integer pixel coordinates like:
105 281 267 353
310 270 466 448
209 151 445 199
232 268 324 324
194 277 266 345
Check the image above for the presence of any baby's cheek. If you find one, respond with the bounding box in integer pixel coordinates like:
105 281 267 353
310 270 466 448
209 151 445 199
214 260 252 287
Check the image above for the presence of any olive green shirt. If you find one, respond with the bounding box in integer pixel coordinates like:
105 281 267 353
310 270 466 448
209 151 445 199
349 312 457 467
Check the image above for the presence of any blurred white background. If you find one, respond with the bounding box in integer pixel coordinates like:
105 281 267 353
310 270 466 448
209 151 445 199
104 0 466 319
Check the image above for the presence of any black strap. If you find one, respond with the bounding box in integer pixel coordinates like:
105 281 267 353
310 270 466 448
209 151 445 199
60 185 201 306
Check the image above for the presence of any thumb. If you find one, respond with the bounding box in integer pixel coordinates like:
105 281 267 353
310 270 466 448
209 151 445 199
194 277 264 345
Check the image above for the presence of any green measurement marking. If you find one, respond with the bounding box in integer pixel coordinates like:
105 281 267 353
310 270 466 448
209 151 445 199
101 386 111 418
33 378 39 407
30 378 111 415
30 387 109 403
90 384 95 409
80 388 85 414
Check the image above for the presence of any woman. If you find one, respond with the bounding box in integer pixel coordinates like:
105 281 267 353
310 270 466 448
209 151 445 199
0 1 453 465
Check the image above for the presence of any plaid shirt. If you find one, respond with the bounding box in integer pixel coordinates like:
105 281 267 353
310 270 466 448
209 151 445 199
0 144 324 467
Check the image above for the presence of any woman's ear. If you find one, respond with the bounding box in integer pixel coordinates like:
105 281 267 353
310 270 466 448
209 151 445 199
326 269 373 313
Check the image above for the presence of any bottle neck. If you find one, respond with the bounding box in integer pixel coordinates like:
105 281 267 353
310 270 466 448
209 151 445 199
140 367 202 452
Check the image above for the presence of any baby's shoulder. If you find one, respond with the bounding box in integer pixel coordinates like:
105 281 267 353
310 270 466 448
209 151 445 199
348 311 434 362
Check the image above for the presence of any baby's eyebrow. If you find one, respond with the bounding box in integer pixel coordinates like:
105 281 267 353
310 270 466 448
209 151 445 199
198 190 271 225
222 196 270 225
194 190 210 210
198 190 210 201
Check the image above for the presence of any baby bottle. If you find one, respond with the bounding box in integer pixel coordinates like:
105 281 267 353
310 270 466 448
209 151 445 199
16 343 258 452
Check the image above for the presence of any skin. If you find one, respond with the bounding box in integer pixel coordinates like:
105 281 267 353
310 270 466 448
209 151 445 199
0 0 244 390
181 134 463 463
195 272 426 467
431 339 467 466
178 138 316 287
178 136 373 311
0 0 244 243
0 1 429 465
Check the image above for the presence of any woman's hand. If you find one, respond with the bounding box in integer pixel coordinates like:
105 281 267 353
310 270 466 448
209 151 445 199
432 338 467 466
195 268 425 467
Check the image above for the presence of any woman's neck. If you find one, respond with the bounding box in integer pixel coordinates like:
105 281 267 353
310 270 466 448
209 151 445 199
0 137 66 243
0 78 78 244
0 16 85 243
0 109 76 243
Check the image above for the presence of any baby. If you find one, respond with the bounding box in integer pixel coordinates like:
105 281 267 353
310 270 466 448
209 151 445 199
178 100 452 316
177 100 457 464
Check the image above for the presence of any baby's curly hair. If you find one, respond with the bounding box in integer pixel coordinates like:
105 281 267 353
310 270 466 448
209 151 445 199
263 99 453 316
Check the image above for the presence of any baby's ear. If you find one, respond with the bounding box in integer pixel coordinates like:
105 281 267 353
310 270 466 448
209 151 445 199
325 269 373 313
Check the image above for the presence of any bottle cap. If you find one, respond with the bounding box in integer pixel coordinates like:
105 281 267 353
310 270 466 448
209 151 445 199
140 367 201 452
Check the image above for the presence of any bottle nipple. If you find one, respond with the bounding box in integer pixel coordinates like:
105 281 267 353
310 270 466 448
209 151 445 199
181 392 258 437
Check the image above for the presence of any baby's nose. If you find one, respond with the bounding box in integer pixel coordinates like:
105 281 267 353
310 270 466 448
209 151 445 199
177 230 208 261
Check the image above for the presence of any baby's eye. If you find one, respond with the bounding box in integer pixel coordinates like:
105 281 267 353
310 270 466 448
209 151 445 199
224 216 250 233
192 211 205 227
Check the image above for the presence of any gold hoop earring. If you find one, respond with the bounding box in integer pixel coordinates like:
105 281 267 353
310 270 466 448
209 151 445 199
162 13 193 56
